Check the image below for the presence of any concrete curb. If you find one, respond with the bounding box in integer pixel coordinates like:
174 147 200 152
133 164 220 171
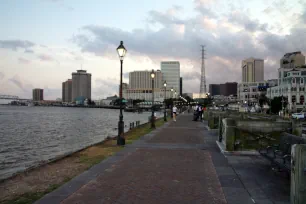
216 141 260 156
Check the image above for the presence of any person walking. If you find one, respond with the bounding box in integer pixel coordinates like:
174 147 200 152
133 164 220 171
193 104 199 121
172 105 177 122
198 104 203 121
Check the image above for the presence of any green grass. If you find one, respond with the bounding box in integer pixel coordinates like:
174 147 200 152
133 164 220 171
125 117 169 144
1 181 66 204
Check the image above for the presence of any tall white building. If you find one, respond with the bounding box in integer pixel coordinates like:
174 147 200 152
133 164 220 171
242 58 264 82
129 70 162 89
72 70 91 102
123 70 166 101
161 61 180 97
238 81 269 104
267 52 306 112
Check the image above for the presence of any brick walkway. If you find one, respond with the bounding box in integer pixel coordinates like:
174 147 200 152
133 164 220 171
36 113 227 204
35 113 290 204
61 149 225 204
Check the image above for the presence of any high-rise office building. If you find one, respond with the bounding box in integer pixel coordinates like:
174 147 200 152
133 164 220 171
62 79 72 102
224 82 238 96
242 58 264 82
220 84 227 96
280 51 305 68
161 61 180 97
125 70 163 101
72 70 91 102
209 84 220 96
129 70 162 89
209 82 237 96
32 89 43 101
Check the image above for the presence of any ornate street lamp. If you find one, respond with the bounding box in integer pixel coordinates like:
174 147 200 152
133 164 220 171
150 69 156 129
163 81 167 122
116 41 127 146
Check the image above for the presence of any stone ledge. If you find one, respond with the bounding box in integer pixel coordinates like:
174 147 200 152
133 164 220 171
216 141 260 156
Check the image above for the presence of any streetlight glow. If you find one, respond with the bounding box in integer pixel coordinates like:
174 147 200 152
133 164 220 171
150 69 155 79
116 41 127 60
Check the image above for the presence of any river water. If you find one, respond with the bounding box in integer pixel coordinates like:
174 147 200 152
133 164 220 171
0 106 155 180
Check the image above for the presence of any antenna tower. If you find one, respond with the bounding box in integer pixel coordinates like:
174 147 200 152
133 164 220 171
200 45 207 97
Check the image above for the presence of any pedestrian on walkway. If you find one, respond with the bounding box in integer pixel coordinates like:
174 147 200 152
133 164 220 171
193 104 199 121
173 105 177 121
200 105 204 121
198 104 203 121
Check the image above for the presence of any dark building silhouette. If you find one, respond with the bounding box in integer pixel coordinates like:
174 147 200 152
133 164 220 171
62 79 72 102
32 89 43 101
225 82 238 96
209 84 220 96
209 82 237 96
220 84 227 96
180 77 183 96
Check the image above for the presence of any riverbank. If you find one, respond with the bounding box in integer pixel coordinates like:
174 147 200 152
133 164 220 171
0 118 169 204
0 106 154 181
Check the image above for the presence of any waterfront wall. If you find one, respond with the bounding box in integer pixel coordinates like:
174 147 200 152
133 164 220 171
206 110 292 151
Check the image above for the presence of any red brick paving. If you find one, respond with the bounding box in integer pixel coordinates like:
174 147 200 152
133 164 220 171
61 149 226 204
149 128 205 144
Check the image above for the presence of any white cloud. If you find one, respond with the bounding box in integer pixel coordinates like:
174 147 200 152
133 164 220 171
0 0 305 99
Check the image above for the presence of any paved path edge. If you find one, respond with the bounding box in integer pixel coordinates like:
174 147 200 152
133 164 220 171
34 121 171 204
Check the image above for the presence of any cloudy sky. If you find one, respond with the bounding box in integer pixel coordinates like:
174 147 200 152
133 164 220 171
0 0 306 99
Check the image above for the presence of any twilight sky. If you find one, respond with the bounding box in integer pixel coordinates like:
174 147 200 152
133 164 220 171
0 0 306 100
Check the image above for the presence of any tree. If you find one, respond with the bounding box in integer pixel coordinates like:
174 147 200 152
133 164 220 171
185 95 194 103
270 96 288 114
113 98 127 106
164 98 174 108
87 99 96 106
258 93 269 107
132 99 145 106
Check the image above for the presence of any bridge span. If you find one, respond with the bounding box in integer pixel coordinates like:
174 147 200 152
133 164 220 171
0 94 31 105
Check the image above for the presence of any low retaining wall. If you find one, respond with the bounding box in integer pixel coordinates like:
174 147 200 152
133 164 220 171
220 117 292 152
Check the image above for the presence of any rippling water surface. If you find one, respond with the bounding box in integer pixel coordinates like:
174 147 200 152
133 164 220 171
0 106 154 180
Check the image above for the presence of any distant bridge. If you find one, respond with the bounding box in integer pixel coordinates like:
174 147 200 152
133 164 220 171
0 95 31 105
0 95 30 100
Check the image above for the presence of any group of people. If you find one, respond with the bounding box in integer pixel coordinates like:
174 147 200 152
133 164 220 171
193 104 205 121
170 104 207 122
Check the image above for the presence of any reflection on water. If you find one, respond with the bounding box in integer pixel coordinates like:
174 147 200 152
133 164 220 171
0 106 156 180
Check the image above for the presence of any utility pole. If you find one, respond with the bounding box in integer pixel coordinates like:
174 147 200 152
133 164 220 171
200 45 207 98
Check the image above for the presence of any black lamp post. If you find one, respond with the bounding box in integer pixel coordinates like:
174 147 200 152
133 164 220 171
174 90 177 112
163 81 167 121
116 41 127 146
151 70 156 129
170 88 174 118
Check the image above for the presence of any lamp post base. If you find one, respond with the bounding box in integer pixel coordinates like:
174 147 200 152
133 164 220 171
117 120 125 145
164 111 167 121
151 115 156 129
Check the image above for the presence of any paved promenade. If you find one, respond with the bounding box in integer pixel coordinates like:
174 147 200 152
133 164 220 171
36 113 290 204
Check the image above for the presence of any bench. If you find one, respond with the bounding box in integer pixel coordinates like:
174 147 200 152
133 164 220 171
258 133 306 174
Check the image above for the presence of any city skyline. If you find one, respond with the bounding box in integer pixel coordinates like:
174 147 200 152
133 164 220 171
0 0 305 100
